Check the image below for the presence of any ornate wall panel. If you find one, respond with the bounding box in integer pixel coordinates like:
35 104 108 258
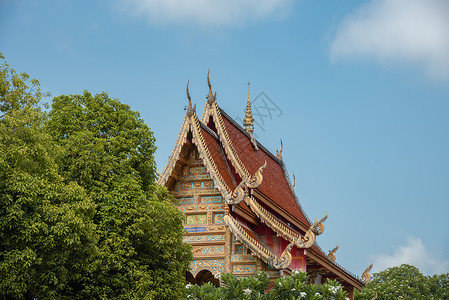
183 235 225 243
178 197 193 205
232 254 256 262
193 246 225 256
190 258 224 277
201 196 222 203
233 264 256 274
186 214 207 225
213 213 224 224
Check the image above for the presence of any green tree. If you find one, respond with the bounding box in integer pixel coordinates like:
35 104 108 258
355 264 449 300
0 54 97 299
46 91 192 299
186 271 350 300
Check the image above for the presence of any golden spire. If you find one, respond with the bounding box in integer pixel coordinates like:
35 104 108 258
207 69 216 105
186 80 196 117
243 82 254 133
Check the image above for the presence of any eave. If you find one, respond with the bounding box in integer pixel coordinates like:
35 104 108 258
224 212 292 270
305 249 365 290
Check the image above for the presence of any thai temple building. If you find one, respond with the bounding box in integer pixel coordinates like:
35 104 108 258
158 72 372 299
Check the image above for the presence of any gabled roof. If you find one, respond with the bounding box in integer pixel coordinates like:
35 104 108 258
160 78 369 289
219 109 311 229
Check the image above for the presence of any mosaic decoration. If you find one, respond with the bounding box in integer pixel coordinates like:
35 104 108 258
190 166 207 174
214 213 224 224
182 182 192 189
190 258 224 277
185 227 207 233
266 271 281 277
233 264 256 274
186 214 207 225
182 204 223 212
178 197 193 205
235 244 243 254
202 181 214 188
207 225 226 232
201 196 222 203
183 235 225 243
195 246 224 255
232 254 256 262
192 181 202 189
182 174 210 180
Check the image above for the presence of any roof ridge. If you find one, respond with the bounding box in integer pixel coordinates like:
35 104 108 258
218 108 283 167
204 102 252 181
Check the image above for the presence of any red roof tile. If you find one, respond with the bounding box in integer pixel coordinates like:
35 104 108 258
201 127 236 192
220 113 311 228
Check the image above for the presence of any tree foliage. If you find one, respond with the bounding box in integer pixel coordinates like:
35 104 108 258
186 271 350 300
355 264 449 300
0 54 192 299
0 54 97 299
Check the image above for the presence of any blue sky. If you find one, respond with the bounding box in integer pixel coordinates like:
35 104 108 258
2 0 449 277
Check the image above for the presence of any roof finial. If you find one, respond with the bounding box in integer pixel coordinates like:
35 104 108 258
276 138 283 160
207 69 216 105
186 80 196 117
291 173 295 192
327 244 339 262
243 82 254 133
362 262 373 284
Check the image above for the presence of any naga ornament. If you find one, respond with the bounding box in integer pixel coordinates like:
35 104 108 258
272 241 294 269
228 180 246 205
312 213 328 235
327 244 339 262
295 225 316 248
362 261 373 284
247 160 267 188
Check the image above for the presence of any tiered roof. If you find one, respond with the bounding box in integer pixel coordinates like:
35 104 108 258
159 74 371 291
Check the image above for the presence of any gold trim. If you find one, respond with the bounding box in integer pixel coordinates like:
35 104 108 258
158 116 190 186
208 102 252 180
229 180 246 205
224 214 292 269
190 115 232 200
245 195 301 243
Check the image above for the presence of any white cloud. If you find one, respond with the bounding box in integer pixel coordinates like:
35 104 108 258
373 237 449 275
119 0 293 27
330 0 449 81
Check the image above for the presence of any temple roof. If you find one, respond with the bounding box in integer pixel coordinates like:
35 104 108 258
159 78 369 289
219 109 311 228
